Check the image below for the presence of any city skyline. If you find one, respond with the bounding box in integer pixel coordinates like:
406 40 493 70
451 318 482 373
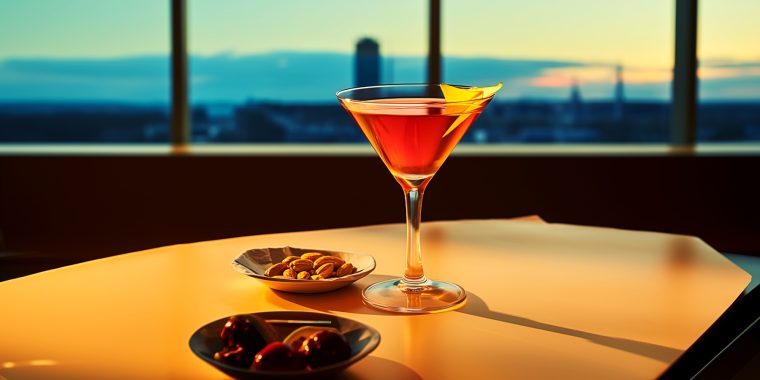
1 50 758 103
1 39 757 144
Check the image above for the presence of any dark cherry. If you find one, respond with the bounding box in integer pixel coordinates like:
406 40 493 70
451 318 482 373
288 336 308 351
219 315 272 351
213 345 253 368
298 330 351 368
214 314 277 368
252 342 308 371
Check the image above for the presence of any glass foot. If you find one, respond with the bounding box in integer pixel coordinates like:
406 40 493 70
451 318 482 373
362 278 467 313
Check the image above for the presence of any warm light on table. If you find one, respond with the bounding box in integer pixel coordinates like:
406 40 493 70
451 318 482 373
0 218 750 379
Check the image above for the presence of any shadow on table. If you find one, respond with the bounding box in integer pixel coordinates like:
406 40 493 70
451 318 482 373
338 356 422 380
265 276 680 363
265 274 397 315
460 291 683 363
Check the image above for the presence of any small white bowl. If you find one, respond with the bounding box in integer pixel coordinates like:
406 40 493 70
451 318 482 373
232 247 376 293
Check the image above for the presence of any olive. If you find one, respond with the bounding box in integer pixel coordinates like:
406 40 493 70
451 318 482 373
220 315 276 349
252 342 308 371
298 330 351 368
214 344 253 368
214 314 277 368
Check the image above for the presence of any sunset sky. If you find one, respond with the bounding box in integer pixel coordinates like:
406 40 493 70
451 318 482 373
2 0 757 61
0 0 758 101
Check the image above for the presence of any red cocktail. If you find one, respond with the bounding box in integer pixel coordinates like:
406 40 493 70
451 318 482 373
337 84 500 313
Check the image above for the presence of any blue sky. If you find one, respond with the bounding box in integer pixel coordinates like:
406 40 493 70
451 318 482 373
0 0 758 102
2 0 757 63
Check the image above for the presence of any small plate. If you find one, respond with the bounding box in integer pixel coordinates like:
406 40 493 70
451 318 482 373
232 247 376 293
189 311 381 380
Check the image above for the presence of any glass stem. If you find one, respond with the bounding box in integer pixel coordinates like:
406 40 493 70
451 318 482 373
401 184 427 287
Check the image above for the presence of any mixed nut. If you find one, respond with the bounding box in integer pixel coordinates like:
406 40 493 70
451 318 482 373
264 252 357 280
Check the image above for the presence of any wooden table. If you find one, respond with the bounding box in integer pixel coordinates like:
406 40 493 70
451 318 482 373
0 219 750 379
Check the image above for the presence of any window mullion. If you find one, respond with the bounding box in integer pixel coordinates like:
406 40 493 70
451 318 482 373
671 0 698 148
171 0 190 147
427 0 441 84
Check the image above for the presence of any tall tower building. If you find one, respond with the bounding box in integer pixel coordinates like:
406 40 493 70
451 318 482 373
613 65 625 121
570 77 582 108
568 77 583 126
355 38 381 87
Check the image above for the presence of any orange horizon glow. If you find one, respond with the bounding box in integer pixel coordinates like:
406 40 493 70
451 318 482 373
531 64 760 88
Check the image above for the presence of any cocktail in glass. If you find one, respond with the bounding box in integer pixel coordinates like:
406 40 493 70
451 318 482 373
337 83 501 313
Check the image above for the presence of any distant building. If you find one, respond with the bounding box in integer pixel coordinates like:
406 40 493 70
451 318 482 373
355 38 381 87
570 77 583 123
613 65 625 121
560 77 583 128
233 104 285 142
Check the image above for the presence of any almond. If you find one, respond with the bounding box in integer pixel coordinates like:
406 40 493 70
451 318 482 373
313 256 345 268
300 252 323 261
282 268 297 279
335 262 354 277
297 271 310 279
264 262 288 277
315 263 334 278
289 259 314 272
282 255 301 264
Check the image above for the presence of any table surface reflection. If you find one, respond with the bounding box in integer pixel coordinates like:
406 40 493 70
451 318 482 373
0 218 750 379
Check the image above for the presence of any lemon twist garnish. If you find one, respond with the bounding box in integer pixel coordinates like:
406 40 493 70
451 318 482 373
440 82 503 137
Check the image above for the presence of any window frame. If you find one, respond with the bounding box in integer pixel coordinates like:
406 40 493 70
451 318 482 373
169 0 700 150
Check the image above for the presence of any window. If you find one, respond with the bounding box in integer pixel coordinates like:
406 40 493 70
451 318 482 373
0 1 757 149
697 0 760 142
0 0 170 143
443 0 674 143
188 0 426 143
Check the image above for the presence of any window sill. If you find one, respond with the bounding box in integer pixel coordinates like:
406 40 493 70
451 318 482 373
0 143 758 156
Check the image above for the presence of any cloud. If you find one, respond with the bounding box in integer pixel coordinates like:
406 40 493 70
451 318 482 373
699 59 760 69
697 61 760 100
0 53 758 102
1 56 168 79
699 65 760 80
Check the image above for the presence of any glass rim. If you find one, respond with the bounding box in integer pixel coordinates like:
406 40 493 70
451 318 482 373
335 83 497 106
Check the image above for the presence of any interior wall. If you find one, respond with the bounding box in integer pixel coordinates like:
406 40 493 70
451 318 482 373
1 155 758 266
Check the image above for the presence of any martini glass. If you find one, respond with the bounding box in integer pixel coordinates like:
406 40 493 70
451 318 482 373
337 83 499 313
